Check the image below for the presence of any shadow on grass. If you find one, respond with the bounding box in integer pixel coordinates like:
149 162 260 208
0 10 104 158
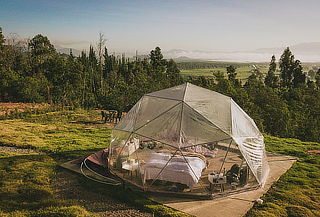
0 141 38 151
48 148 104 163
74 171 191 217
71 120 104 125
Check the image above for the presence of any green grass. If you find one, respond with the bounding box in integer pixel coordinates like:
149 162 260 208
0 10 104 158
179 62 315 80
246 135 320 217
180 64 269 80
0 109 189 217
0 151 93 217
0 109 111 160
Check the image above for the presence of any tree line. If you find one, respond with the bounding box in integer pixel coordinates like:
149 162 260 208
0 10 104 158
0 29 183 112
0 28 319 142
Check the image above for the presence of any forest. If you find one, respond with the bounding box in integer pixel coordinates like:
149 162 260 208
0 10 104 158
0 27 320 142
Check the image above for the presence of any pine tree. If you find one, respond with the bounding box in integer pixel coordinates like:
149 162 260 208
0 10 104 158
315 68 320 89
265 55 279 88
28 34 56 75
0 27 5 50
279 47 294 88
150 47 163 68
166 59 183 86
29 34 55 57
103 48 118 88
226 65 241 86
226 65 236 80
245 73 262 88
150 47 166 75
292 60 306 88
0 27 5 68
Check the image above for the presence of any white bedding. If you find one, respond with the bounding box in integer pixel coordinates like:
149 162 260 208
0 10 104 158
140 153 206 188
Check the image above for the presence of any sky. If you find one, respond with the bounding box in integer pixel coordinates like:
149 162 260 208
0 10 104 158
1 0 320 55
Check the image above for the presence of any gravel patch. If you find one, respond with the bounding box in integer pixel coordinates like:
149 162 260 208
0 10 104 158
0 145 39 154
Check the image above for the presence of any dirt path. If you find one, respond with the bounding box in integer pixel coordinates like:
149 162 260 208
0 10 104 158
0 145 39 154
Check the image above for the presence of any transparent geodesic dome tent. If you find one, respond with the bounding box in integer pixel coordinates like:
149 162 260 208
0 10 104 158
109 83 269 198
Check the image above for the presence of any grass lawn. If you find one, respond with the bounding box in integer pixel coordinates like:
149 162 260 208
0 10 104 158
246 135 320 217
0 151 92 217
0 108 319 216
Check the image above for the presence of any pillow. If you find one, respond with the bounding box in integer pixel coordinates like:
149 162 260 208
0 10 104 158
171 156 187 163
151 152 170 161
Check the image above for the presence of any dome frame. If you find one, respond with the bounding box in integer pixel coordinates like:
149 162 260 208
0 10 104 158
109 83 270 198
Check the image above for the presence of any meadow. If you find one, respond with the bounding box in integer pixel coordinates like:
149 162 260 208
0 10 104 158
0 107 319 217
180 67 258 80
178 61 318 81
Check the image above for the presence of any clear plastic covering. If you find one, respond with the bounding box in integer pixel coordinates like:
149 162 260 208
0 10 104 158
134 96 180 131
184 83 232 134
114 99 142 132
109 83 269 196
146 84 186 101
180 104 231 147
135 103 182 147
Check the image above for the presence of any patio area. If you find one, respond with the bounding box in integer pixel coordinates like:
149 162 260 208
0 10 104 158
149 152 297 217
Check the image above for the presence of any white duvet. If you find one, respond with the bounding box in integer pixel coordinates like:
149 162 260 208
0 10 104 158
140 153 206 188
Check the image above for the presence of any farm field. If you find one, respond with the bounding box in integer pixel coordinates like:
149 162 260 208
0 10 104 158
0 106 319 217
180 67 260 80
180 64 269 81
178 61 319 80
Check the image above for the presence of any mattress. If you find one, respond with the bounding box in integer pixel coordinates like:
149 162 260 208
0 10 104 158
140 152 206 188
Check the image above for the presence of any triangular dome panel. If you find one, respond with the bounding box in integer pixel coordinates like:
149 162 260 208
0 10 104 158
135 103 182 147
145 83 187 101
180 103 231 148
114 99 141 132
231 99 262 138
134 95 181 131
184 83 232 134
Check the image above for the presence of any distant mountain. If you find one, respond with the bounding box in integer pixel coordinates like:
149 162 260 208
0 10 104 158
53 42 320 62
163 49 214 61
54 45 82 57
172 56 198 62
164 42 320 63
